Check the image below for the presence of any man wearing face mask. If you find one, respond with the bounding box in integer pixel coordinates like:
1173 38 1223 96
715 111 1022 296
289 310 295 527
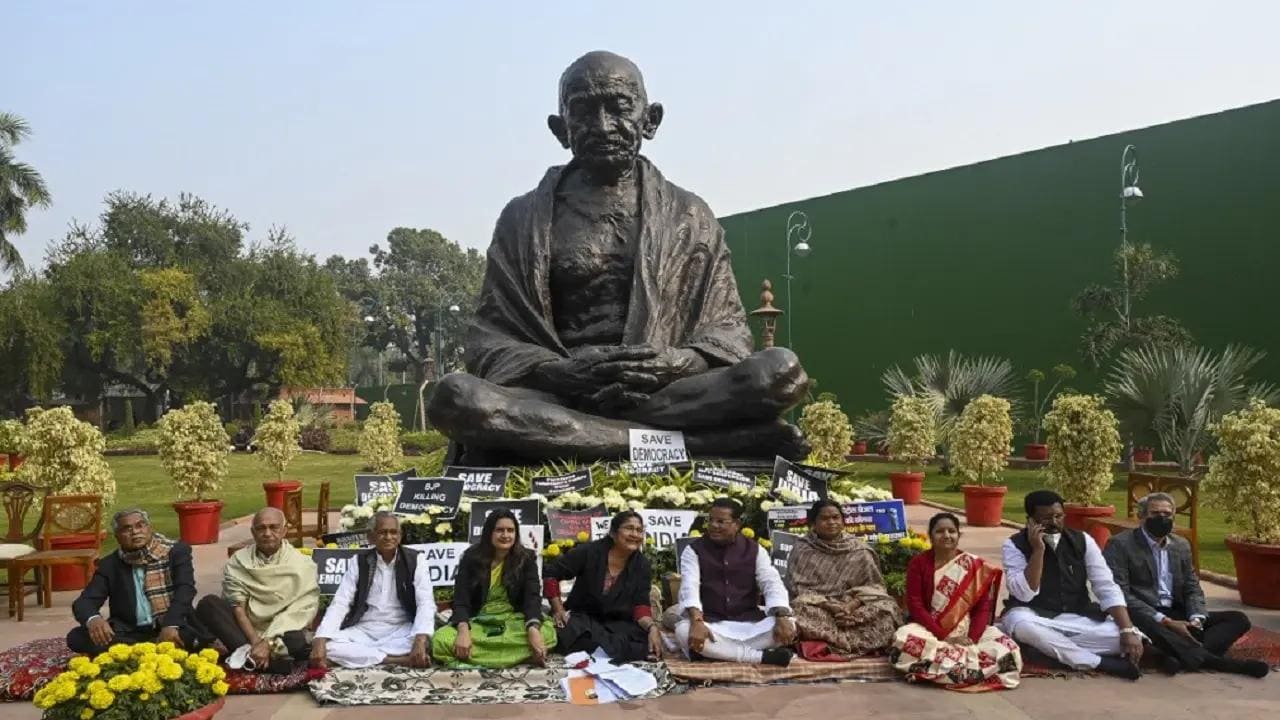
1102 493 1268 677
999 490 1144 679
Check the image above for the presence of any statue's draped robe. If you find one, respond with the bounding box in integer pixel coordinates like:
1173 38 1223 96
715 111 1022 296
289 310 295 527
467 157 754 390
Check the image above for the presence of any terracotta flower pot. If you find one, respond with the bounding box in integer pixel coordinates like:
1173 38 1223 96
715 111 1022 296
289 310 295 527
1225 536 1280 609
173 697 226 720
1023 443 1048 461
49 533 104 591
173 500 224 545
850 441 868 455
961 485 1007 527
1064 504 1115 546
889 472 924 505
262 479 303 511
1133 447 1154 464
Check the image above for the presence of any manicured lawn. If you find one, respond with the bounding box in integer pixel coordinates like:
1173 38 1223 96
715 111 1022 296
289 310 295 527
844 461 1237 576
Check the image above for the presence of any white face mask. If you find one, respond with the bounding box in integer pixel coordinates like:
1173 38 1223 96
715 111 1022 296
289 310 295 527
1044 533 1061 549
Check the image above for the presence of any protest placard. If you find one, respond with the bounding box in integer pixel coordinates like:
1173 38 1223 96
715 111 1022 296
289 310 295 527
692 465 755 492
769 531 802 576
466 498 543 542
531 467 593 498
841 499 909 541
769 456 828 502
353 474 398 506
767 505 811 538
319 530 369 548
443 465 510 498
404 542 471 587
393 477 464 518
640 509 698 549
547 505 608 541
311 548 364 595
628 429 689 464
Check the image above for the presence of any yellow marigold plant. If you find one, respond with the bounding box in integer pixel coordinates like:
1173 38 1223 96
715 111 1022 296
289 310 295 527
32 643 227 719
1042 394 1121 506
255 399 301 481
157 402 230 501
359 401 404 474
951 395 1013 487
20 406 116 507
888 395 937 472
1203 399 1280 544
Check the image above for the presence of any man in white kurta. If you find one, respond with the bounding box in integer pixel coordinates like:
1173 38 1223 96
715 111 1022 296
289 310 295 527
998 490 1145 679
674 499 796 666
312 512 435 669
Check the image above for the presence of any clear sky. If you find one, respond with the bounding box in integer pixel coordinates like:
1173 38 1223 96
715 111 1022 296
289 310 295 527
8 1 1278 268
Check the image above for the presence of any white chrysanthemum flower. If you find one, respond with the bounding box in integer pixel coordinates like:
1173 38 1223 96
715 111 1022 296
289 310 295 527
340 504 357 514
623 487 643 498
434 522 452 536
759 500 776 512
339 517 354 530
626 500 644 511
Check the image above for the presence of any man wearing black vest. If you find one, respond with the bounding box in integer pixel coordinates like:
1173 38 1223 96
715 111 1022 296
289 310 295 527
311 512 435 668
674 498 796 666
999 490 1145 679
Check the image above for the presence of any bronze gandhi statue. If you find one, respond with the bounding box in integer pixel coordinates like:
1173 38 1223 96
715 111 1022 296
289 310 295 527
428 51 810 465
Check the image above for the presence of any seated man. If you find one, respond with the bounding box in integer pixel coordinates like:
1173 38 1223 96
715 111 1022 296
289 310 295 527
1103 492 1268 678
674 498 796 666
999 490 1144 679
195 507 320 673
427 51 809 465
310 512 434 669
68 508 208 654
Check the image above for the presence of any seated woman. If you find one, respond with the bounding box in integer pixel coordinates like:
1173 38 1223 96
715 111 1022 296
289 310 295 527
431 510 557 668
891 512 1022 690
785 499 902 658
543 511 662 661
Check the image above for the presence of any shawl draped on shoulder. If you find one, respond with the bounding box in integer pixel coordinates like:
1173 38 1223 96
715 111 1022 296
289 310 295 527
223 543 320 653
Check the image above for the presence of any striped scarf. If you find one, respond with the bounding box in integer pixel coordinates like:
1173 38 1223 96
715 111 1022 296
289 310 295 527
118 534 176 617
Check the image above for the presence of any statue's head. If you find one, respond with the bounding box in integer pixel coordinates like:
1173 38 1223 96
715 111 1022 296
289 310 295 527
549 51 664 180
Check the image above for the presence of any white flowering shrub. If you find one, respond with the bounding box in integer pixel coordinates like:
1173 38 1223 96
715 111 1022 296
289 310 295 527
359 402 404 474
158 402 230 501
1043 394 1122 506
20 406 116 507
798 396 854 468
888 395 938 471
1203 399 1280 544
0 418 26 454
256 399 302 481
951 395 1013 487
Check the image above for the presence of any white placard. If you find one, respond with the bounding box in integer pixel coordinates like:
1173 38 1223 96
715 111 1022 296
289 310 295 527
591 516 612 540
589 509 697 549
405 542 470 587
628 429 689 464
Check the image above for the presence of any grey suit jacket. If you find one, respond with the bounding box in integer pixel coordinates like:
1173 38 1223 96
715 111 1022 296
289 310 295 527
1102 527 1206 623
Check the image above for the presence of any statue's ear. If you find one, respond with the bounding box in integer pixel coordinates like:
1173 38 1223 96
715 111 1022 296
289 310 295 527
642 103 664 140
547 115 571 149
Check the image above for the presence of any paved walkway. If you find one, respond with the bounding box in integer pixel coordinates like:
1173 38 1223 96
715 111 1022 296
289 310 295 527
3 506 1277 719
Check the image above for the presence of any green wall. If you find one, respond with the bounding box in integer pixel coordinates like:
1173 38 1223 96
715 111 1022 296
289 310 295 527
720 99 1280 422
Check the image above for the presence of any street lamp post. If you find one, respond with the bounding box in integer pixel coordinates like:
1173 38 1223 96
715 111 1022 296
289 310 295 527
418 304 461 432
1119 144 1143 332
783 211 812 349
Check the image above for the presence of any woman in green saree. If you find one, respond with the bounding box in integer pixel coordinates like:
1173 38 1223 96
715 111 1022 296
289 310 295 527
432 509 557 668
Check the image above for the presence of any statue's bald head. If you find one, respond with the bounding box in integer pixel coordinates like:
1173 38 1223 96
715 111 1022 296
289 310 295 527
550 51 663 181
558 51 648 111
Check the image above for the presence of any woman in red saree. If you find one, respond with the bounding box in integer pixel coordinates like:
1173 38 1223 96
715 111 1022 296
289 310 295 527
891 513 1022 690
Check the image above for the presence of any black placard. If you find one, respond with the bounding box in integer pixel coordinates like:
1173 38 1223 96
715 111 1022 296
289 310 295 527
769 531 802 576
443 465 510 498
693 465 755 492
393 477 465 518
769 456 829 502
319 530 370 548
546 504 607 541
466 498 543 542
353 474 398 506
531 467 593 498
312 548 364 595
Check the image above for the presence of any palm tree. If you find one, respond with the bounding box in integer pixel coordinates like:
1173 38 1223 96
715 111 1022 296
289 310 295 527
1106 344 1280 475
0 112 52 272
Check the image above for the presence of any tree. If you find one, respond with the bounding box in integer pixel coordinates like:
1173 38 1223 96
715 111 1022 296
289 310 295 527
352 228 485 385
1073 243 1193 369
0 274 65 413
0 112 52 273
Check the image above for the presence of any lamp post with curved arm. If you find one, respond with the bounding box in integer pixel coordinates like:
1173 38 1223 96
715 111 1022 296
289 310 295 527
784 210 812 350
1120 144 1143 331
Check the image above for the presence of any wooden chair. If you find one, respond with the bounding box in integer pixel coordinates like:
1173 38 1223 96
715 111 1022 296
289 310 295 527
284 481 330 547
1 481 49 616
9 494 103 621
1087 472 1201 569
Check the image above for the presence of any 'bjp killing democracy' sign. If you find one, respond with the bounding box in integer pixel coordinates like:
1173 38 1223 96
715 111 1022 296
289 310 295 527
466 498 543 542
769 456 828 502
443 465 510 498
769 531 802 576
393 477 464 518
531 468 593 498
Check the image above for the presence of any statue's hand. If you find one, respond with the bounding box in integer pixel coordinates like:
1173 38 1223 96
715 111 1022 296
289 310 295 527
536 345 657 399
594 346 709 391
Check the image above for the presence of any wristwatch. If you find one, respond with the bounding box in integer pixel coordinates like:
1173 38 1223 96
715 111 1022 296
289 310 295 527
769 608 794 618
1119 626 1140 636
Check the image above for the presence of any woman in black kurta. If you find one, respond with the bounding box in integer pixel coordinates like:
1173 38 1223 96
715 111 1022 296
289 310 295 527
542 511 661 661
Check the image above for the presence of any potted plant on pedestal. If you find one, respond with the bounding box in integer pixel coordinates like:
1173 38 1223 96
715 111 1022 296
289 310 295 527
18 406 116 591
0 418 26 471
886 395 937 505
158 401 231 545
798 393 854 468
1202 399 1280 609
952 395 1013 527
256 399 303 511
359 401 405 473
1022 364 1075 460
1042 394 1122 541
